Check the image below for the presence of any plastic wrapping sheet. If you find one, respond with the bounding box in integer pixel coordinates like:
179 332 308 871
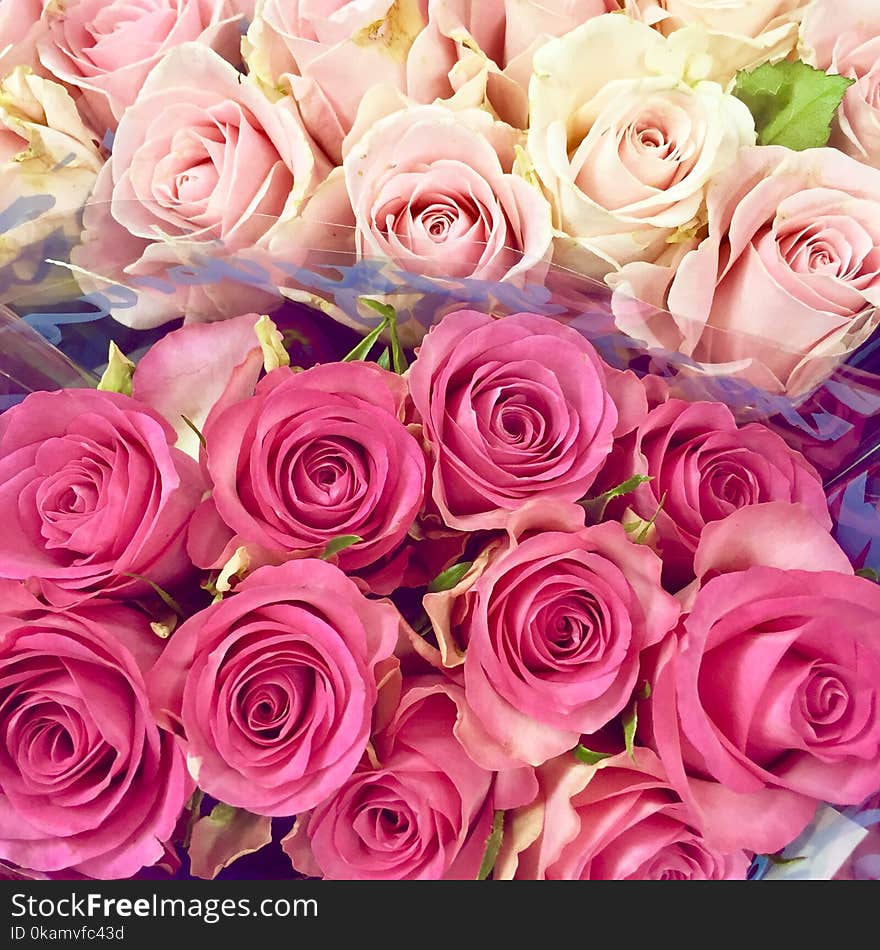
2 198 880 881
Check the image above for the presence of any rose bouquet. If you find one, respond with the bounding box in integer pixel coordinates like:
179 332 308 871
0 0 880 882
0 307 877 881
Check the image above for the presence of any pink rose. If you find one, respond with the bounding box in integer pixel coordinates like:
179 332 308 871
421 504 680 765
802 0 880 168
497 749 749 880
187 362 426 583
407 310 619 531
597 398 830 589
276 103 552 332
147 560 400 816
646 523 880 854
38 0 244 135
72 44 327 329
245 0 429 164
612 147 880 395
405 0 617 130
0 0 46 78
0 388 202 606
0 583 192 878
283 680 500 880
246 0 614 161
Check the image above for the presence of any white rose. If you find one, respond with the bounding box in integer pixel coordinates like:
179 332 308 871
527 14 755 279
625 0 812 81
0 67 103 307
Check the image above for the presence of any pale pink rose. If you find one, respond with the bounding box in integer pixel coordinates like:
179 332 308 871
420 503 680 766
407 310 620 531
247 0 616 161
147 559 400 816
527 14 755 279
645 562 880 855
625 0 810 78
245 0 428 164
497 749 749 880
274 102 552 329
186 362 426 584
0 583 193 878
0 0 46 78
596 397 830 589
802 0 880 168
283 679 522 880
72 44 328 329
0 388 203 606
612 147 880 395
406 0 618 131
38 0 244 136
131 312 265 460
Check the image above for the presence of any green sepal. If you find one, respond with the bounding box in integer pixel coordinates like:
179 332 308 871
476 810 505 881
321 535 363 560
573 745 613 766
427 561 474 593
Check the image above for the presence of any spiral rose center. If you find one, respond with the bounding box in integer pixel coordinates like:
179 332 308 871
705 460 757 511
289 438 366 509
234 663 313 744
800 666 850 733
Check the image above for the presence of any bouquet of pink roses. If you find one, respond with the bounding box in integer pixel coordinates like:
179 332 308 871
1 0 880 884
0 307 878 881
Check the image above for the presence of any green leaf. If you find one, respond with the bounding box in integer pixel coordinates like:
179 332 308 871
476 810 505 881
180 414 207 451
342 320 388 363
733 60 854 151
359 297 397 323
573 745 613 766
856 567 880 583
122 573 184 618
376 348 391 370
321 535 363 560
581 475 652 521
427 561 474 593
623 701 638 762
638 680 652 700
96 341 135 396
387 309 408 375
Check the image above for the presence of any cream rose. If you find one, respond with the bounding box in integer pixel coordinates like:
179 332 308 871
0 67 103 308
801 0 880 168
527 14 755 280
626 0 811 80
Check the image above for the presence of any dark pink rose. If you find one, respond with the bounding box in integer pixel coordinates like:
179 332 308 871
0 388 203 606
283 679 506 880
420 504 680 765
646 565 880 855
407 310 619 531
0 583 192 878
147 559 400 816
497 749 749 880
187 362 426 583
598 398 830 589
